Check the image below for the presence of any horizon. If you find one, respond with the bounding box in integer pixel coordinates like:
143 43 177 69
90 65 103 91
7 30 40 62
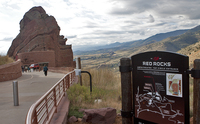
1 0 200 55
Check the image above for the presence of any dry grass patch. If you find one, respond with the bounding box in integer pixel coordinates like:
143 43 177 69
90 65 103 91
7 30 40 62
67 68 121 118
0 55 14 65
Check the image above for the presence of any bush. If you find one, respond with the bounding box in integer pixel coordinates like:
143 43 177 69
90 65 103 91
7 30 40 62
67 84 93 105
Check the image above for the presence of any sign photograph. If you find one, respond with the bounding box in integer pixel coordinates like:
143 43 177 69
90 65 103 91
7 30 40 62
166 73 182 97
132 51 189 124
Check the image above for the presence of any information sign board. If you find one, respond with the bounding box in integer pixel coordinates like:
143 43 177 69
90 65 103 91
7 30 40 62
131 51 189 124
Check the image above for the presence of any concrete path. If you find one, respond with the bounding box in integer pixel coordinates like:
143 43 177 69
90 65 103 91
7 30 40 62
0 71 65 124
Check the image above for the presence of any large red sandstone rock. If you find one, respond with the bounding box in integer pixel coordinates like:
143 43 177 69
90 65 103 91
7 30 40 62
7 6 75 67
7 6 60 57
80 108 117 124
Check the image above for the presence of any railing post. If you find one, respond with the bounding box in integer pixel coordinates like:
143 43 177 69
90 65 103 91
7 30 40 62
69 74 71 84
45 97 49 120
53 88 57 113
65 76 67 89
33 110 38 124
73 71 75 80
58 85 61 98
67 75 70 88
63 79 65 96
70 73 72 84
120 58 133 124
193 59 200 124
66 77 67 89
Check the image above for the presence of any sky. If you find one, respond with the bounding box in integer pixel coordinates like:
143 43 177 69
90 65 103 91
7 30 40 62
1 0 200 55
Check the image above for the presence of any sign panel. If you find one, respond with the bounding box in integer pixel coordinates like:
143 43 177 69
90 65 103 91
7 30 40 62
131 51 189 124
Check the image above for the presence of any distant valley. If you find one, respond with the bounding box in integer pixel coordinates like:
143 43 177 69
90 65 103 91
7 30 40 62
74 29 188 55
74 25 200 70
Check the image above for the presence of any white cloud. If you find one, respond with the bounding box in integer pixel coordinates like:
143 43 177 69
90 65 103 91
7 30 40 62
0 41 12 55
148 15 155 23
1 0 200 54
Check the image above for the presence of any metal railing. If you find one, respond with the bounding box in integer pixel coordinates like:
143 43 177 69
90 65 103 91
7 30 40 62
25 70 76 124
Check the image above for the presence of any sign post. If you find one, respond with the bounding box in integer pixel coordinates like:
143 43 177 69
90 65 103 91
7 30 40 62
120 58 133 124
193 59 200 124
131 51 189 124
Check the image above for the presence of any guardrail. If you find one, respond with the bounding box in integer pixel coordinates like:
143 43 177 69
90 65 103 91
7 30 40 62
25 70 76 124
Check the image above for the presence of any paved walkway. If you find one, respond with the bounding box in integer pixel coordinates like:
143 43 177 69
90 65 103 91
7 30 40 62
0 71 66 124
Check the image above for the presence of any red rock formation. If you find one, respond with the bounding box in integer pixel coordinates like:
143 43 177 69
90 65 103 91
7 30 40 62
80 108 117 124
7 6 75 67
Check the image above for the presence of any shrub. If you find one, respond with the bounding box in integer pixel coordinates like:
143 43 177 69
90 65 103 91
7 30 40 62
67 84 93 105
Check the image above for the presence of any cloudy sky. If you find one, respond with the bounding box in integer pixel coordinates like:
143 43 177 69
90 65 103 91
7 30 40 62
1 0 200 54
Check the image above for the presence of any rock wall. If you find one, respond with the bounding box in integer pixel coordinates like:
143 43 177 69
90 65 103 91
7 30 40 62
17 51 56 67
56 45 75 67
7 6 75 67
0 60 22 82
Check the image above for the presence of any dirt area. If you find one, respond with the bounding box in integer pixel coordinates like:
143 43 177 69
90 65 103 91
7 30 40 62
69 116 194 124
68 115 122 124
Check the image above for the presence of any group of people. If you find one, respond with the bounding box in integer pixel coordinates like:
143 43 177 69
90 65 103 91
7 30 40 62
21 65 48 76
21 65 30 73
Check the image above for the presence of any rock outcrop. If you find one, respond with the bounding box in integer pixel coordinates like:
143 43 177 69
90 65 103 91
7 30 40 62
68 116 78 123
7 6 75 67
80 108 117 124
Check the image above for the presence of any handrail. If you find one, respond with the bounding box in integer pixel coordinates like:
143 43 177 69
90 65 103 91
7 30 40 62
25 70 76 124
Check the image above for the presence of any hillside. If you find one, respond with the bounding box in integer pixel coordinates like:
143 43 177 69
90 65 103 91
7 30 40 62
77 25 200 70
178 41 200 68
74 29 188 55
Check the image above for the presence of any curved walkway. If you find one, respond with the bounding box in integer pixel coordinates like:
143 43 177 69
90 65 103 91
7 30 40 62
0 71 65 124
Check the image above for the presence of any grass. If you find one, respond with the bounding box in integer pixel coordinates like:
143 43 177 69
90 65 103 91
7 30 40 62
0 55 14 65
68 105 84 118
67 68 121 118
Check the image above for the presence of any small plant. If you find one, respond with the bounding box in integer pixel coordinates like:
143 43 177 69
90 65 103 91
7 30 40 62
68 106 84 118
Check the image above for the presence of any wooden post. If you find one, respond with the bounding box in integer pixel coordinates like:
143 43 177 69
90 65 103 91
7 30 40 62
193 59 200 124
120 58 133 124
76 57 82 86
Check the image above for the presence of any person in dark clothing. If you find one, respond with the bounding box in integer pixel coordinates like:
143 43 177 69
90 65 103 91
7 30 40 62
28 66 30 72
43 65 48 76
21 66 24 73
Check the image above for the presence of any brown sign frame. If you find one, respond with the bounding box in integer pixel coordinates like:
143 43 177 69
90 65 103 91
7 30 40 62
131 51 189 124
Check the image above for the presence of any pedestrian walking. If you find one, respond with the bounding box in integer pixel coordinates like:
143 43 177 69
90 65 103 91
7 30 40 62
43 65 48 76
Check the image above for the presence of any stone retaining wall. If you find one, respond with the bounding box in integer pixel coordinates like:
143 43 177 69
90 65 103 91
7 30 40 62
17 51 56 67
0 59 22 82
